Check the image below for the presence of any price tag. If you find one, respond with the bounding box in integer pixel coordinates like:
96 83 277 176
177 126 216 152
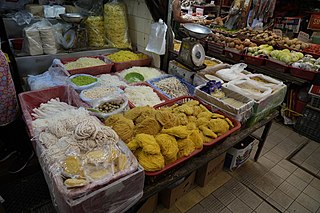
196 8 204 16
308 14 320 30
273 29 283 37
210 1 215 5
298 31 310 43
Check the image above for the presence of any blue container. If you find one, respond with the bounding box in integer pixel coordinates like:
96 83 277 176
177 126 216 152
147 74 195 99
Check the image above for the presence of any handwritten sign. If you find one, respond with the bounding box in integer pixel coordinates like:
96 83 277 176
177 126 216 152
273 29 283 37
308 14 320 30
298 31 310 43
196 8 204 16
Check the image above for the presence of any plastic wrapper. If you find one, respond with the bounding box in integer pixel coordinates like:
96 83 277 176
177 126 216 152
146 19 167 55
27 59 68 91
88 95 129 119
23 25 43 56
79 86 124 106
34 19 58 55
12 10 33 25
43 5 65 18
225 79 273 101
18 85 90 138
68 74 98 92
104 0 131 49
85 16 107 48
215 63 248 82
195 84 254 118
246 74 283 91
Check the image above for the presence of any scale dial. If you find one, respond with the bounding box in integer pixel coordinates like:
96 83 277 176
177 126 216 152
191 43 205 67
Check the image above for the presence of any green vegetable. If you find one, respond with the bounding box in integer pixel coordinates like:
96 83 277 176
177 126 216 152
71 76 97 86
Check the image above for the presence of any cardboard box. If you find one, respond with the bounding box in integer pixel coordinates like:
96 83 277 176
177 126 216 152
196 153 226 187
137 193 158 213
224 137 254 171
159 171 196 208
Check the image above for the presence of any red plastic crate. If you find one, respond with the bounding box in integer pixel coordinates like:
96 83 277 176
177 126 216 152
265 58 289 73
289 66 317 81
105 52 153 72
125 82 170 108
61 56 113 76
224 48 243 61
154 96 241 147
207 41 225 55
243 55 266 66
18 85 89 138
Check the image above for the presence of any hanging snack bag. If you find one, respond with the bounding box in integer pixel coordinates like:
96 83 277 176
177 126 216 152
104 0 131 49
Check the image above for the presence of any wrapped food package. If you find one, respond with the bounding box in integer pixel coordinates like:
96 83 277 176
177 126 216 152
104 0 131 49
85 16 107 48
23 26 43 56
39 26 58 55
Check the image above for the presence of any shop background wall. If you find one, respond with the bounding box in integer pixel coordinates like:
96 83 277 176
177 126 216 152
124 0 161 68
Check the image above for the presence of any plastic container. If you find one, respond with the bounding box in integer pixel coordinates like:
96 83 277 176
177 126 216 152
154 96 241 147
9 38 24 50
126 82 170 108
294 106 320 142
88 95 129 119
18 85 89 138
243 55 266 66
105 52 153 72
265 58 289 73
147 75 195 99
224 48 243 61
61 56 113 76
289 66 317 81
308 85 320 109
69 74 98 92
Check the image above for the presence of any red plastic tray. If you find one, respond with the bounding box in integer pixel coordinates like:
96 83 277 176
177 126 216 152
265 58 289 73
243 55 266 66
224 48 243 61
125 82 170 108
105 52 152 72
207 41 225 55
60 56 113 76
154 96 241 147
18 85 89 139
289 66 317 81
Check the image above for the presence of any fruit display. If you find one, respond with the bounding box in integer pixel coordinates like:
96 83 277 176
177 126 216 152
207 33 227 45
270 49 304 64
210 26 239 37
291 55 320 71
277 37 310 51
303 44 320 57
226 38 257 52
246 44 274 57
104 100 235 172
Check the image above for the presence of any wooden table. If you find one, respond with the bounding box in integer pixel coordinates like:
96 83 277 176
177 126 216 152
135 110 279 205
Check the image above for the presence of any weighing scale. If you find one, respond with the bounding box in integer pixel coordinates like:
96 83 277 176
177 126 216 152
59 13 88 50
176 23 211 71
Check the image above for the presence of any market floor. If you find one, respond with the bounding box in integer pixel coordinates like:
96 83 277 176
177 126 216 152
155 121 320 213
0 121 320 213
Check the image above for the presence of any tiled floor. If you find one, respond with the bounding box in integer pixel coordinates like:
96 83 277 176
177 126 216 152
155 121 320 213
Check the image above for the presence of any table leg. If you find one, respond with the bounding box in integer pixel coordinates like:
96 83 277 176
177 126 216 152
254 120 273 161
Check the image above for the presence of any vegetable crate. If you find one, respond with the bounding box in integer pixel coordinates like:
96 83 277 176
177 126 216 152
126 82 170 108
154 96 241 148
60 56 113 76
265 59 289 73
224 48 243 61
289 66 317 81
308 85 320 109
294 106 320 143
207 41 225 55
243 55 266 66
18 85 89 139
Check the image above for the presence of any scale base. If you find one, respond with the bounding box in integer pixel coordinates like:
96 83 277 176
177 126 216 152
175 57 206 72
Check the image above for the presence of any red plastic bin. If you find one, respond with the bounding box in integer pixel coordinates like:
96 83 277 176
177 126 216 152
154 96 241 148
61 56 113 76
105 52 153 72
18 85 89 139
243 55 266 66
125 82 170 108
224 48 243 61
289 66 317 81
265 58 289 73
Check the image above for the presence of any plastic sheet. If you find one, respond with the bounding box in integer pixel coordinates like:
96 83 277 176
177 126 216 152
12 10 33 25
104 0 131 49
246 74 283 91
215 63 248 82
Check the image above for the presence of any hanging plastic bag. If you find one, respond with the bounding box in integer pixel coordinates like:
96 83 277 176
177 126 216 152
146 19 167 55
104 0 131 49
215 63 248 82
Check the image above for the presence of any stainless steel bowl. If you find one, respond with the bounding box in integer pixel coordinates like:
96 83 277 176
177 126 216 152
183 24 212 39
59 13 87 24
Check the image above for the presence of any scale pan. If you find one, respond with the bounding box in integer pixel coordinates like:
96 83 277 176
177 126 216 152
183 24 211 39
59 13 87 24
